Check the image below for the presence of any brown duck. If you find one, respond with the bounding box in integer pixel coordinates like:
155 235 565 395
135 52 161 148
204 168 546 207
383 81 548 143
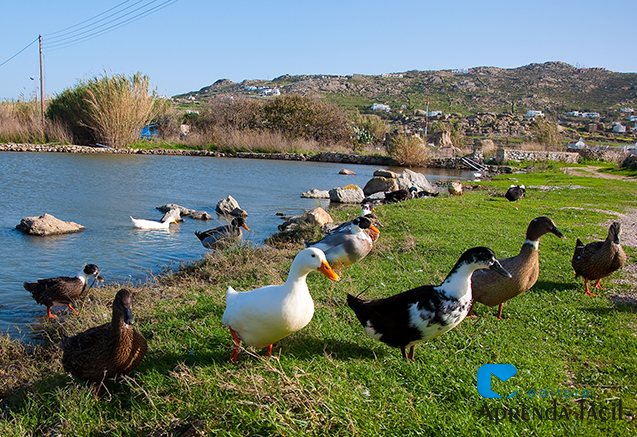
24 264 102 318
572 221 627 296
468 217 566 319
61 288 147 383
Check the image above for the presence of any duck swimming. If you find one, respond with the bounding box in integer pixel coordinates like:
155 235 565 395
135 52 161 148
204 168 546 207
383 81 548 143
347 247 511 360
572 221 627 296
306 216 380 271
61 288 147 383
195 217 250 250
24 264 102 318
222 247 339 362
130 211 179 230
469 217 565 319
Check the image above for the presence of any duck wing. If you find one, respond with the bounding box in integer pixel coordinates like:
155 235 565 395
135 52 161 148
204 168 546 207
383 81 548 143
347 286 440 348
24 276 84 305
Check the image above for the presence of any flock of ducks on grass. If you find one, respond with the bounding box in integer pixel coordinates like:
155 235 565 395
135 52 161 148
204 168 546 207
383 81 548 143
22 185 628 385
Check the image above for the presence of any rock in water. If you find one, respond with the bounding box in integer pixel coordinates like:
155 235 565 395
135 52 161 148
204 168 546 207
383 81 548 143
16 213 85 236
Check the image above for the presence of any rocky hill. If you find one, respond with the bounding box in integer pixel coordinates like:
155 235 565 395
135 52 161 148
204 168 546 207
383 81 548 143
175 62 637 117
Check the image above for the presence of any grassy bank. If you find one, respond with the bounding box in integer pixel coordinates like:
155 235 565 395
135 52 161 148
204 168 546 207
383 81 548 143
1 169 636 436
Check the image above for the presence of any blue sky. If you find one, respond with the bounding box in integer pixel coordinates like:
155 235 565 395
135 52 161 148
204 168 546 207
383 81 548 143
1 0 634 101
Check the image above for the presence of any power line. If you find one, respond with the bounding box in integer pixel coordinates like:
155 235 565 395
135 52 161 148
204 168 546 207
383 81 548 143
0 37 39 68
45 0 155 44
44 0 135 38
45 0 178 51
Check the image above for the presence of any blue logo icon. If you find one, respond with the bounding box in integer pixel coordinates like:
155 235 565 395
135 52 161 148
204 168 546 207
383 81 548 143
477 364 518 398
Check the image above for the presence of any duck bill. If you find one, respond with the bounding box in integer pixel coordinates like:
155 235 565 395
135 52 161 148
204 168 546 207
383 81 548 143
551 227 566 239
123 306 135 325
242 223 251 231
369 224 380 234
318 260 340 281
490 260 512 278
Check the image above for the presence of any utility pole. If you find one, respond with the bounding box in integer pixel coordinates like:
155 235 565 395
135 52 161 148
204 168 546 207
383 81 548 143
39 35 44 123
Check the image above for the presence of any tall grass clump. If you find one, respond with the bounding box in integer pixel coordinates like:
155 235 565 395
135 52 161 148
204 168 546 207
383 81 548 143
530 118 562 150
0 98 71 144
387 133 432 165
83 73 156 148
47 72 162 148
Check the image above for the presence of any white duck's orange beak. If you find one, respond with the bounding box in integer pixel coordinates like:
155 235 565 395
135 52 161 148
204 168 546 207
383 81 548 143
318 260 340 281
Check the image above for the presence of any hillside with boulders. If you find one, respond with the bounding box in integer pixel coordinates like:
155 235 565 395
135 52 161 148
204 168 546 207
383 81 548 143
175 62 637 118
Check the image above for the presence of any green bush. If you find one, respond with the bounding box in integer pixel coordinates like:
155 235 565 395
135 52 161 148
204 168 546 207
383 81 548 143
47 72 160 148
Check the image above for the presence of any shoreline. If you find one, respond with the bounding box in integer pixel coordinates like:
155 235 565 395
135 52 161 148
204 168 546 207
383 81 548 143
0 142 483 170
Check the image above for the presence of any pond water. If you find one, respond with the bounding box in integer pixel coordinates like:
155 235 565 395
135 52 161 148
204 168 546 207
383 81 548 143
0 152 474 341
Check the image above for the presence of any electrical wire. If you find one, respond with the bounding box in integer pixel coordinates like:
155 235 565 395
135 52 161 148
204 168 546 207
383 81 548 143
45 0 155 44
0 37 39 68
44 0 135 38
44 0 178 51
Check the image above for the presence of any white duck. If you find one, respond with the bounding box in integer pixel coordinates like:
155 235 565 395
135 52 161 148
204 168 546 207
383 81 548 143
130 211 179 230
222 247 340 362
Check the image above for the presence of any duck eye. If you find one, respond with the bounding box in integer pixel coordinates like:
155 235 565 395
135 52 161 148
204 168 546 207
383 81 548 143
311 254 316 258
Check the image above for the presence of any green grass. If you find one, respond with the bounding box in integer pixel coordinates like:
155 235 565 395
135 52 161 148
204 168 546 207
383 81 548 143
1 169 636 436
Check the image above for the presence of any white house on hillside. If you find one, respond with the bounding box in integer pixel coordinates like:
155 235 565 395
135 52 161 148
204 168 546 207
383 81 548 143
372 103 391 112
526 110 544 117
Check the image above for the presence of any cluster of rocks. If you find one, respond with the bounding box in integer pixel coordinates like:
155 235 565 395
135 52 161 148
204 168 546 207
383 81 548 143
156 204 213 221
494 149 579 164
301 168 440 205
0 143 225 157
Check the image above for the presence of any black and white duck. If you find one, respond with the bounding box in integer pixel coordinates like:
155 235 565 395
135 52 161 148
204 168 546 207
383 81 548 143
572 221 627 296
195 217 250 250
24 264 103 319
346 247 511 360
505 185 526 202
61 288 147 383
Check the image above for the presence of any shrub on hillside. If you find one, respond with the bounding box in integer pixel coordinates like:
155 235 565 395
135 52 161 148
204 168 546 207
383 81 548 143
530 118 562 150
387 133 431 166
261 95 353 145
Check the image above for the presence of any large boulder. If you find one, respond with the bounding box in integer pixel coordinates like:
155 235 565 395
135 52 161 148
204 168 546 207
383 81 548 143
329 185 365 203
396 169 439 195
363 176 398 197
216 195 248 218
16 213 85 236
304 207 333 226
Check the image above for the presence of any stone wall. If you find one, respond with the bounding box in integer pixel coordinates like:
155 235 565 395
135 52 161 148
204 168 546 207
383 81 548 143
495 149 580 164
575 148 631 163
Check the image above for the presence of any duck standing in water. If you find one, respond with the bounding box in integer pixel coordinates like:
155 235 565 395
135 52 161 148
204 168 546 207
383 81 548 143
306 216 380 272
347 247 511 360
222 247 339 362
24 264 103 318
468 217 566 319
195 217 250 250
61 288 147 383
572 221 627 296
